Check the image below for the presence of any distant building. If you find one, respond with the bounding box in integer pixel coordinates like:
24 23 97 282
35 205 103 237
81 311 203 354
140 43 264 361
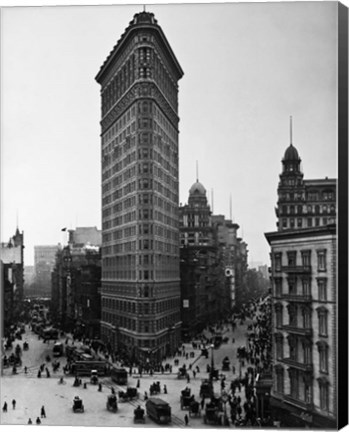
95 11 184 362
179 179 248 338
265 133 337 428
33 245 60 298
51 228 101 337
68 227 101 247
0 228 24 331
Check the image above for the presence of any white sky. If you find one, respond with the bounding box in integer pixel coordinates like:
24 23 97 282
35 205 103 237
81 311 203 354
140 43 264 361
1 1 339 266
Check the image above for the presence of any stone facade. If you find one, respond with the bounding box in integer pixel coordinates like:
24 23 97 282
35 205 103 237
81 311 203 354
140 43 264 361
265 137 337 428
96 11 184 363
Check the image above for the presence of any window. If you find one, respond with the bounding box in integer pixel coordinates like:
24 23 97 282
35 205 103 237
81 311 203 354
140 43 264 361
297 218 303 228
303 342 312 364
274 278 282 297
317 308 328 336
317 342 329 373
301 250 311 267
317 250 327 271
275 304 283 328
287 251 297 267
288 304 297 327
318 380 329 410
288 277 297 295
302 307 311 328
275 334 284 360
302 278 311 296
274 253 282 272
318 278 327 301
307 218 313 227
275 367 284 394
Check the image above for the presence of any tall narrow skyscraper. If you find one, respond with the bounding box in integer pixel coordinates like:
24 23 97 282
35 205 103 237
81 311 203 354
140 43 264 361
96 11 184 363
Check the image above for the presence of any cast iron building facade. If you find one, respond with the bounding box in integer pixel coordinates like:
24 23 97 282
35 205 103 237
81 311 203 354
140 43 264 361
96 12 184 362
265 136 337 428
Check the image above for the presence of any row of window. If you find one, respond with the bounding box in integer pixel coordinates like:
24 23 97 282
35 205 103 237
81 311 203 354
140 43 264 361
273 249 327 271
102 296 179 314
275 305 329 336
102 54 136 116
274 277 328 301
280 203 336 216
275 368 330 411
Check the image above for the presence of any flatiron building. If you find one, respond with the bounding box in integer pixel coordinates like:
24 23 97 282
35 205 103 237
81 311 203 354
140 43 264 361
95 11 184 362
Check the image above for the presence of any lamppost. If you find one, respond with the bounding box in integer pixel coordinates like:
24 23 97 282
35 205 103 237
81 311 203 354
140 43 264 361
209 343 215 381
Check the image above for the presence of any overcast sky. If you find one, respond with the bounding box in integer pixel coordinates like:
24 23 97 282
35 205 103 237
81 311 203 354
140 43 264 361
1 1 338 266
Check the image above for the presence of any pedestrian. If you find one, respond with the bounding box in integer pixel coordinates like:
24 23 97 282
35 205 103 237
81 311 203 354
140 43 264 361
28 418 32 424
36 417 41 425
184 414 189 426
144 391 148 400
12 399 16 409
201 398 205 409
193 370 196 379
196 365 200 373
24 366 28 374
98 383 102 392
136 379 140 388
41 406 46 418
163 385 167 394
232 366 236 375
46 368 50 378
83 382 87 389
111 386 115 394
186 374 190 383
2 402 7 412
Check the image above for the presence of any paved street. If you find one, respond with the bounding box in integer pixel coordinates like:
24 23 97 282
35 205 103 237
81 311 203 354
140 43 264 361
1 319 254 428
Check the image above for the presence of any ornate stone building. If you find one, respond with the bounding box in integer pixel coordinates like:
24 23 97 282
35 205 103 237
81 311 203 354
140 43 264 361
95 11 183 362
265 136 337 428
179 179 248 339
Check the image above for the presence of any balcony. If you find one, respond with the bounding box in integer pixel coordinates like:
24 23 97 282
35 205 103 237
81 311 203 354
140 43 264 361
281 265 312 274
282 325 313 337
282 358 313 373
283 394 314 411
282 293 312 302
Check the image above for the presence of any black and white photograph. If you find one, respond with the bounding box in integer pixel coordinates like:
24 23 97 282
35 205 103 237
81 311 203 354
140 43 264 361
1 0 348 430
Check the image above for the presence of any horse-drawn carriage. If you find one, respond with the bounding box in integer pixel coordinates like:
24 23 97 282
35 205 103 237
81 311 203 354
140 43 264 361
106 394 118 412
189 400 201 417
8 352 22 367
72 396 84 413
180 387 195 410
209 368 219 380
118 387 138 402
177 366 187 379
134 406 145 424
203 402 223 425
222 356 230 371
200 379 213 399
90 370 99 385
149 381 161 395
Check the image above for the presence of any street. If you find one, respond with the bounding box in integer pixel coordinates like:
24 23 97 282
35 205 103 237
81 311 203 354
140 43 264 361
1 319 255 428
